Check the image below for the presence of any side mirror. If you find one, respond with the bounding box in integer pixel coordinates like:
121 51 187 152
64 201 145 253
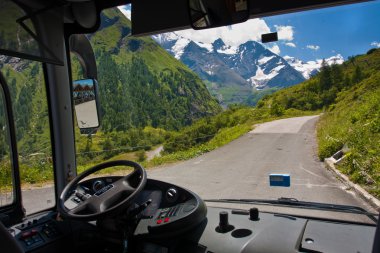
73 79 100 134
69 34 100 135
188 0 249 30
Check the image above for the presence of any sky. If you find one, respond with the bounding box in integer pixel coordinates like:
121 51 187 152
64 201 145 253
120 1 380 62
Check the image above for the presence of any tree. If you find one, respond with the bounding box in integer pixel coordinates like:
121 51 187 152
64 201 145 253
343 74 351 89
270 102 284 116
330 64 343 89
352 65 363 84
319 59 332 91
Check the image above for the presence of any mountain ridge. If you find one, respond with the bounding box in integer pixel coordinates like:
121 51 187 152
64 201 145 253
152 32 345 105
152 32 307 105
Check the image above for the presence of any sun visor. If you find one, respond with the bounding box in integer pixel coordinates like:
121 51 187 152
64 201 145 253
131 0 367 36
0 0 64 65
131 0 191 36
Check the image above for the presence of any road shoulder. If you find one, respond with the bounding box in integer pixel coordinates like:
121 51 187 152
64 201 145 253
325 158 380 212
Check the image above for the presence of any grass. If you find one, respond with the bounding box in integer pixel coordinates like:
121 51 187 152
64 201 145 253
144 124 252 167
316 72 380 197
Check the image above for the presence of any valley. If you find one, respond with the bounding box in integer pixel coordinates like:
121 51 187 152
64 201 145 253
0 6 379 205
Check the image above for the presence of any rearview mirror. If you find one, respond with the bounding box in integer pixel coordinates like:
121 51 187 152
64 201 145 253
73 79 100 134
188 0 249 30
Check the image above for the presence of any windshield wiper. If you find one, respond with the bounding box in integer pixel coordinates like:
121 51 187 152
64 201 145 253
205 197 378 222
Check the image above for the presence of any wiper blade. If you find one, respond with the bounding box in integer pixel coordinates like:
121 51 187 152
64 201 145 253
205 197 378 222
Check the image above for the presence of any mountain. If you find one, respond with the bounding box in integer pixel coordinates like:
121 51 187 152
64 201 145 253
0 8 222 160
79 9 221 131
153 33 306 105
284 54 344 79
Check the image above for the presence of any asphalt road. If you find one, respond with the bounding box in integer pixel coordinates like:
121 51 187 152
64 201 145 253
15 116 377 222
148 115 376 222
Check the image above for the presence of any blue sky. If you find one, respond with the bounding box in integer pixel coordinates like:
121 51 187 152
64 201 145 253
264 0 380 61
120 1 380 62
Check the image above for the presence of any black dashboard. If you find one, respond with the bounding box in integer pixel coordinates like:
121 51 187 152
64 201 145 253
6 178 377 253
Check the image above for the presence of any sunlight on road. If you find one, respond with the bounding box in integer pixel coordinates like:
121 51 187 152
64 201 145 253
250 115 319 134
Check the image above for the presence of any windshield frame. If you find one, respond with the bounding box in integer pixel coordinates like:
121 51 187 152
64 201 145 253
0 70 24 225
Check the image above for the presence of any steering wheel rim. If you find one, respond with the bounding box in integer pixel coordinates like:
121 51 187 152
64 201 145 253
58 160 147 220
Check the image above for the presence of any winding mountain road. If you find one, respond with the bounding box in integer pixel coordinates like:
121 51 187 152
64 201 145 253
148 115 376 221
19 116 376 222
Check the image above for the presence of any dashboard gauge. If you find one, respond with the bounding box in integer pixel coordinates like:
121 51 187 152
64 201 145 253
92 180 106 192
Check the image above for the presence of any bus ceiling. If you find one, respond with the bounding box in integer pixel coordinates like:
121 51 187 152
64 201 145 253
13 0 371 37
131 0 370 36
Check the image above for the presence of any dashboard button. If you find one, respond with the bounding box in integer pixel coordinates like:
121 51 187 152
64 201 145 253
21 231 32 239
156 219 162 224
164 218 170 223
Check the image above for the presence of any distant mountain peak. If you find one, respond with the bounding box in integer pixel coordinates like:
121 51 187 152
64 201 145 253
151 32 343 105
284 54 344 79
212 38 225 50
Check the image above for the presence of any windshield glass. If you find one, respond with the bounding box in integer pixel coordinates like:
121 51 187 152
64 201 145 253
72 1 379 224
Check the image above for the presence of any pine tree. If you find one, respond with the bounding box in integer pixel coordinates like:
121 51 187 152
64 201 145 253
319 59 332 91
330 64 343 89
343 74 351 89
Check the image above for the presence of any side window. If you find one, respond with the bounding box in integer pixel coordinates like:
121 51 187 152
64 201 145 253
0 81 14 207
1 58 55 215
0 0 56 215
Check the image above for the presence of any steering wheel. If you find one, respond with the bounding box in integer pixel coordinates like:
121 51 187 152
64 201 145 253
58 160 147 220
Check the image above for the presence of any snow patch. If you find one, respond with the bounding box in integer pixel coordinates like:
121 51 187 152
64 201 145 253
217 45 238 55
152 32 180 44
248 65 282 88
273 65 285 72
258 56 274 65
172 38 191 59
285 54 344 79
195 41 213 52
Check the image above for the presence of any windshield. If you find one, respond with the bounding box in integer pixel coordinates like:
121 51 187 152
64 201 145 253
20 0 376 224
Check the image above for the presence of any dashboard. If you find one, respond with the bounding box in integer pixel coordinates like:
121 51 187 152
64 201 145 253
5 178 377 253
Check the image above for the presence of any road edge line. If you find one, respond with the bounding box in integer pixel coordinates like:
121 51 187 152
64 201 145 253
324 158 380 211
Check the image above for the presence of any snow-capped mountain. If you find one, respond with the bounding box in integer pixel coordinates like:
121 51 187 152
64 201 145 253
153 33 305 91
284 54 344 79
152 32 343 104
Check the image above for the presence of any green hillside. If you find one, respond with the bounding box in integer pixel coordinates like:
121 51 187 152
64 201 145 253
1 7 221 187
85 9 221 132
258 48 380 196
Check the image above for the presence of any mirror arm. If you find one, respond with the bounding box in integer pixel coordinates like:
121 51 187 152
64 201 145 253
69 34 97 80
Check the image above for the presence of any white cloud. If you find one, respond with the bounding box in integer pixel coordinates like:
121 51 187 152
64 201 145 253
170 18 271 47
285 42 296 48
307 45 320 50
275 25 294 41
268 44 280 55
371 41 380 48
118 6 131 20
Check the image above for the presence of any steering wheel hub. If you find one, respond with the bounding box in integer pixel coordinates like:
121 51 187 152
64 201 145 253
58 160 147 220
